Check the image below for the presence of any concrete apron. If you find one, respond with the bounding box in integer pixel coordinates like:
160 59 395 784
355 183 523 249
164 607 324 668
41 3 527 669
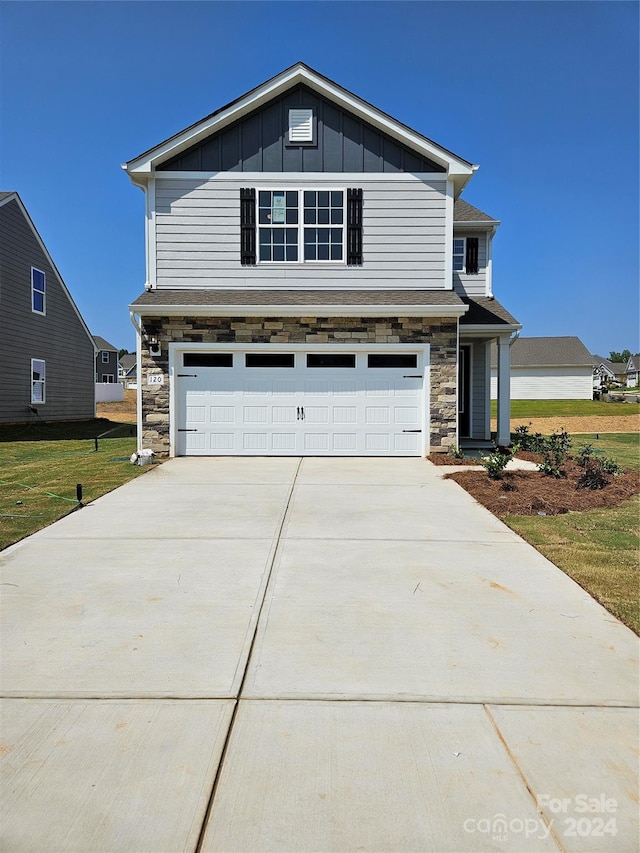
1 457 637 852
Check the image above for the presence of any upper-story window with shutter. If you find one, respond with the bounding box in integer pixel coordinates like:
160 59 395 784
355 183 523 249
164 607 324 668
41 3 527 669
287 108 315 145
241 188 362 265
452 236 479 274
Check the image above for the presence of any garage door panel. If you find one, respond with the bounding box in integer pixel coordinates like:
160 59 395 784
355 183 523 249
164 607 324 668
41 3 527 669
210 406 235 423
272 433 296 451
177 352 425 457
209 433 234 451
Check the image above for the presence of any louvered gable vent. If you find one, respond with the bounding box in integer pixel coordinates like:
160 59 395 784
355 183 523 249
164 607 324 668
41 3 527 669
288 108 314 143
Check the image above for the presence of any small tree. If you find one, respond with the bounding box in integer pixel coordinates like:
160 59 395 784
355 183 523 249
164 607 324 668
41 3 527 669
609 349 632 363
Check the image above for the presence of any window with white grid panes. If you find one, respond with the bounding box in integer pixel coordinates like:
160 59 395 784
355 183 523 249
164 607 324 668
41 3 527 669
257 190 345 263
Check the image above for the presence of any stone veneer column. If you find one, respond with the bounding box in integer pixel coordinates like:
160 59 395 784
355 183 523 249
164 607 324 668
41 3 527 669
139 315 459 456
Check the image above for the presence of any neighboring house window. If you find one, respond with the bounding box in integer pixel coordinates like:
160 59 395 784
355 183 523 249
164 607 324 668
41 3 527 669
241 188 362 265
102 374 115 383
31 268 46 314
31 359 46 403
452 237 479 274
101 351 109 363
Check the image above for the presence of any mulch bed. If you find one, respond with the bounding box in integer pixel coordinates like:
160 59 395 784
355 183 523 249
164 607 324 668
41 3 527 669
427 453 483 466
446 459 640 518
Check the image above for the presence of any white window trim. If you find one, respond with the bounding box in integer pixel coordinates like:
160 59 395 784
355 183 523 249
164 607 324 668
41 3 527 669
31 267 46 315
101 374 115 383
31 358 46 404
453 237 466 274
256 189 347 265
101 351 110 363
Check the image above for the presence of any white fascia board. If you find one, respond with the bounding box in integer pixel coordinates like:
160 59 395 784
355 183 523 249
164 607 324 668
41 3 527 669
153 171 449 184
460 323 522 337
124 64 475 178
453 220 501 228
129 303 469 319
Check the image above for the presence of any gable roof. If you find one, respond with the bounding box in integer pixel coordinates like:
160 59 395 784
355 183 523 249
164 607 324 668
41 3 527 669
124 63 476 194
492 336 593 368
119 353 136 371
593 355 626 375
93 335 117 352
0 192 96 351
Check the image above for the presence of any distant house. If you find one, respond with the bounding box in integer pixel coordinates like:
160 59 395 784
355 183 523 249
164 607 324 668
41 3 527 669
118 353 137 387
93 336 118 383
491 336 594 400
624 355 639 388
0 191 96 423
593 356 627 389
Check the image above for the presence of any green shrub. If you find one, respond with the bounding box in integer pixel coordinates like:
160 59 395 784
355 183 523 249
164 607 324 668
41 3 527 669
482 443 519 480
538 429 572 478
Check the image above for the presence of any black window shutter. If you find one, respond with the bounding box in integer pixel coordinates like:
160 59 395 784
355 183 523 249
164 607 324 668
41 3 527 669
240 188 256 265
465 237 479 275
347 188 363 266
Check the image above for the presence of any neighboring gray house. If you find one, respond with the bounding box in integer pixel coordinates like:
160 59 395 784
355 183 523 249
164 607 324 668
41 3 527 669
93 336 118 383
491 336 594 400
0 191 95 423
124 63 520 457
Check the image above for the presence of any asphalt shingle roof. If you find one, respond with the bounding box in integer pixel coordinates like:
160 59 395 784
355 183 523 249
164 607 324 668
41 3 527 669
130 289 465 309
491 336 593 368
93 335 118 351
453 199 498 223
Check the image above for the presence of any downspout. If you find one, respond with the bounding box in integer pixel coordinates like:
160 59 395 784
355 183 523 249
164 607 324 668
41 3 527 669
129 310 143 453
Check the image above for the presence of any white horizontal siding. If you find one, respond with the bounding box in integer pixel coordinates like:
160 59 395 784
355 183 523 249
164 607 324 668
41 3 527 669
452 230 488 297
153 175 448 290
490 367 594 400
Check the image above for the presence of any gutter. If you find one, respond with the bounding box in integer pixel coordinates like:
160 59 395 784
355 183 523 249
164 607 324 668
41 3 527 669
127 303 469 319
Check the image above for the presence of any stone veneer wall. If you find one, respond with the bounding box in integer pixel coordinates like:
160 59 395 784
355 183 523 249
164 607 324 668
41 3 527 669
139 316 458 455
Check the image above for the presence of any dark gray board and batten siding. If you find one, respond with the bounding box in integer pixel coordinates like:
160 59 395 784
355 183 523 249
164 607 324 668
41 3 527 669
158 85 447 174
0 197 95 423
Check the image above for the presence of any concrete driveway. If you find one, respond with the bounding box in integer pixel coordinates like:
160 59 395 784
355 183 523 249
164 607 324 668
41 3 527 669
1 457 638 852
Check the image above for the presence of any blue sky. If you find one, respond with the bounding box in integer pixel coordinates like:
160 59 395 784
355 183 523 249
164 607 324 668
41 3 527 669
1 0 638 356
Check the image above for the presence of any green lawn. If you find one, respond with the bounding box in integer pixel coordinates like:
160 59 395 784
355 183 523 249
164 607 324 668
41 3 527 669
0 420 149 551
506 498 640 634
491 399 640 418
506 430 639 635
571 433 640 470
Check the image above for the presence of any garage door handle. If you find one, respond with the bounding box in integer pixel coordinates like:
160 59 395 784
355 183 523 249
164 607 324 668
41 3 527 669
402 429 422 433
178 373 198 377
297 406 305 420
403 375 423 378
178 429 198 432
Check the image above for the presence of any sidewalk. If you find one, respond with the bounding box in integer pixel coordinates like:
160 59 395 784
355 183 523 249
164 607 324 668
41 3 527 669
1 457 638 851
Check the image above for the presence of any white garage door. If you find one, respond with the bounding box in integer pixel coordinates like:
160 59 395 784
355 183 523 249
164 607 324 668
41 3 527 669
175 350 426 456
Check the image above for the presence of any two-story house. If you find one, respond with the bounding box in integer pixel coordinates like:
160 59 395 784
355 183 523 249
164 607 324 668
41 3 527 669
0 191 96 424
124 64 520 457
93 336 118 383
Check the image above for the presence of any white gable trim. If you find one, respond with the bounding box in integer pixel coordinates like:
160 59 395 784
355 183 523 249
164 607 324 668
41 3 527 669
0 193 97 351
124 64 476 180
